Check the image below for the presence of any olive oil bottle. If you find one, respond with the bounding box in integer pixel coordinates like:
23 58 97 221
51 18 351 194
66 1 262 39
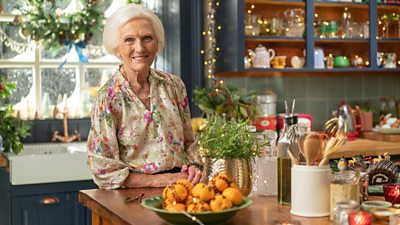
277 115 298 206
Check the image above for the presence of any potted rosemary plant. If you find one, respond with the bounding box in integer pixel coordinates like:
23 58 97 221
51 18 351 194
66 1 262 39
197 117 264 196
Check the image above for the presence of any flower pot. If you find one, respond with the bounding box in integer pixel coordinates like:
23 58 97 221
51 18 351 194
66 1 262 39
202 158 253 196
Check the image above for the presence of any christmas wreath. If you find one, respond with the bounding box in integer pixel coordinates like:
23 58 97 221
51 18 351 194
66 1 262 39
17 0 105 56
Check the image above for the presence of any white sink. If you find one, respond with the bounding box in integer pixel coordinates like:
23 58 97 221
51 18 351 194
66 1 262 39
5 142 93 185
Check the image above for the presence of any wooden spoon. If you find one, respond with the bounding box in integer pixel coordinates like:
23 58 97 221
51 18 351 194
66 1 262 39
303 133 321 166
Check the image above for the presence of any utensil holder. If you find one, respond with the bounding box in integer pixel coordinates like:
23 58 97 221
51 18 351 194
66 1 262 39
291 164 331 217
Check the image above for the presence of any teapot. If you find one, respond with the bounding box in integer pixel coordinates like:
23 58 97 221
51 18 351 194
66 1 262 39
248 44 275 68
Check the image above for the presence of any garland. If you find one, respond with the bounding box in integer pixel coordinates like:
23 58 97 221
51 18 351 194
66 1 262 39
17 0 105 55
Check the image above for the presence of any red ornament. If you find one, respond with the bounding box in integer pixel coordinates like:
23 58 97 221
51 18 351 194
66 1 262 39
348 211 372 225
383 183 400 205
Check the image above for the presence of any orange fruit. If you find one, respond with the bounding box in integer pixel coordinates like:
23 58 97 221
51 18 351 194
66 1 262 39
210 194 233 211
222 187 243 206
165 202 186 212
176 179 193 195
187 201 210 212
192 183 215 202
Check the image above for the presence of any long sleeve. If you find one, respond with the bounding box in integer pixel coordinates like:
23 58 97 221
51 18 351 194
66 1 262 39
173 78 203 166
87 89 129 189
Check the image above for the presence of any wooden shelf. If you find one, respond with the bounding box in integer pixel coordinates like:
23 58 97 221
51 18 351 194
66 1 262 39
315 38 369 43
245 0 304 6
315 1 369 9
378 38 400 43
216 69 400 77
377 3 400 9
245 36 305 43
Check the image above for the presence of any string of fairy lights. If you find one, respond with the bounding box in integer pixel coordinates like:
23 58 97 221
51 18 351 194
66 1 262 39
202 0 223 88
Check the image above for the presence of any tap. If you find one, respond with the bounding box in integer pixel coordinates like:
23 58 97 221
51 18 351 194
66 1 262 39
52 110 81 143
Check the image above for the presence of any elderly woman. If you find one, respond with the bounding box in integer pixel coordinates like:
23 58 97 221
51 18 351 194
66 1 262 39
87 4 202 189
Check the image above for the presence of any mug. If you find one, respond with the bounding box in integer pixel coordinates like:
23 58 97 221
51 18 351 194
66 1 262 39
291 56 305 68
272 56 287 68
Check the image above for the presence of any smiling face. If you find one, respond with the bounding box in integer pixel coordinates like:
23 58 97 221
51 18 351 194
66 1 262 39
116 18 158 74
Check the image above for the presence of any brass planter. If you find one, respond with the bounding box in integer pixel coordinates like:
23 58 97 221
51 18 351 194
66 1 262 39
202 158 253 196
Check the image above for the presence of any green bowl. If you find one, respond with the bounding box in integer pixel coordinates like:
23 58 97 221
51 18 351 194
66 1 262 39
141 196 253 225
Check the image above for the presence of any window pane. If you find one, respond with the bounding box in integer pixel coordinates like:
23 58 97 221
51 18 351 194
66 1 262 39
0 22 30 59
41 68 76 104
0 68 33 104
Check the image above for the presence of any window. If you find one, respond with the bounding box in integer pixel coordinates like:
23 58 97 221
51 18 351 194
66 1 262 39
0 0 164 120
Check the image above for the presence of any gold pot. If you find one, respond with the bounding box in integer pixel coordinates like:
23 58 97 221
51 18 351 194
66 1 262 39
202 158 253 196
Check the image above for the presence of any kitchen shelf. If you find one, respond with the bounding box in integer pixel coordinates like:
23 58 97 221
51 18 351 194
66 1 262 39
245 36 305 43
378 38 400 43
216 68 400 78
247 0 304 6
216 0 400 75
315 2 368 9
315 38 369 43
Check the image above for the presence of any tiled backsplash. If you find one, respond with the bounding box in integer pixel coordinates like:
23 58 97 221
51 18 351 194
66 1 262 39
221 74 400 130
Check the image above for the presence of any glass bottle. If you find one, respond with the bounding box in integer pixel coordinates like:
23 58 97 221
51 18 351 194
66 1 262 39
277 115 298 206
388 96 397 117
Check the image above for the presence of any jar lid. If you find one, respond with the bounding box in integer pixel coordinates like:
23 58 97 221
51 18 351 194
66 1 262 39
331 171 358 184
336 200 359 209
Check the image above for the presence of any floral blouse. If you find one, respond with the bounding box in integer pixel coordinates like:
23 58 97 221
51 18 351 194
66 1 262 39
87 68 201 189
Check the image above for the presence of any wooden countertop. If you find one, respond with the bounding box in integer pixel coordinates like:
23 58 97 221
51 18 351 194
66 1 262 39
79 188 388 225
330 138 400 159
0 153 8 168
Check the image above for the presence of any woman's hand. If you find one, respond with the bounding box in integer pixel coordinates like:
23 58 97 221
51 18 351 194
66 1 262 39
181 165 202 185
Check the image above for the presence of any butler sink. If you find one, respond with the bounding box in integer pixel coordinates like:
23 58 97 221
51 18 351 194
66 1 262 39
5 142 92 185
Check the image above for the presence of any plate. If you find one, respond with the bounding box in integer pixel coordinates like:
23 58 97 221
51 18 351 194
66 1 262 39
372 127 400 134
141 196 253 225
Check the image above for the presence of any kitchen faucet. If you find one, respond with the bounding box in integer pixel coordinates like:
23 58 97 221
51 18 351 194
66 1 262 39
52 108 80 143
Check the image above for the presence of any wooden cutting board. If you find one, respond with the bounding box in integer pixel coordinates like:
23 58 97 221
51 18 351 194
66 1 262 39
360 131 400 142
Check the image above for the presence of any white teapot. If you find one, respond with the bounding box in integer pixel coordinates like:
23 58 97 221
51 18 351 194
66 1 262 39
248 44 275 68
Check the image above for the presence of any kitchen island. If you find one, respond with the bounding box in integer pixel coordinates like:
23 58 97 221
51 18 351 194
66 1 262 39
79 188 389 225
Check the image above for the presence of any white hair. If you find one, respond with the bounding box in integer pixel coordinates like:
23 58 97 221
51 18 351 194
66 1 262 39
102 4 165 57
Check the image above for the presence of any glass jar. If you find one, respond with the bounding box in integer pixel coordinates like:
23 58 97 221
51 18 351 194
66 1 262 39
330 171 360 220
332 200 359 225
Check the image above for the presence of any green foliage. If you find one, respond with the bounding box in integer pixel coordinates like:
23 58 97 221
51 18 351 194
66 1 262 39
197 117 262 160
193 79 256 121
0 79 31 154
17 0 105 54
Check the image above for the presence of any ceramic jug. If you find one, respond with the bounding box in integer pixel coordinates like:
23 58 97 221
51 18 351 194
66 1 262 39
384 53 397 68
248 44 275 68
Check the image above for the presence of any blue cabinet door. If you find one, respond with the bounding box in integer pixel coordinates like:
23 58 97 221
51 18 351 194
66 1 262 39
12 192 84 225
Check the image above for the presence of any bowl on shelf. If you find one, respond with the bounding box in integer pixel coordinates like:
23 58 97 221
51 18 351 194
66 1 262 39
141 196 253 225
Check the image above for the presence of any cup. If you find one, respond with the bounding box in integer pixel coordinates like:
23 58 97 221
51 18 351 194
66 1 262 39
383 183 400 205
272 56 287 68
291 165 331 217
291 56 305 68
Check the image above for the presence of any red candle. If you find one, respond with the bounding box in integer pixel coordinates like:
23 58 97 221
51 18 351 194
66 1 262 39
348 211 372 225
383 183 400 205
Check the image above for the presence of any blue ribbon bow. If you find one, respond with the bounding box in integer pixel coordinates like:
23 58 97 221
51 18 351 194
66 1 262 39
58 40 89 68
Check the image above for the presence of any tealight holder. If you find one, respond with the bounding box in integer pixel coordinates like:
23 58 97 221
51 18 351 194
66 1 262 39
383 183 400 206
348 211 372 225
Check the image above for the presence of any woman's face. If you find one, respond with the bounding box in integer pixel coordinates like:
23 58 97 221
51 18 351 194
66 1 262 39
116 18 158 73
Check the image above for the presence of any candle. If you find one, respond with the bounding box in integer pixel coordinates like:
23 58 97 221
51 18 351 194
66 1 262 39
348 211 372 225
383 183 400 205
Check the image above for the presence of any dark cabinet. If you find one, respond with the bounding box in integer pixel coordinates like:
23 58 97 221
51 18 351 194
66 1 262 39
0 167 96 225
12 193 83 225
215 0 400 76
